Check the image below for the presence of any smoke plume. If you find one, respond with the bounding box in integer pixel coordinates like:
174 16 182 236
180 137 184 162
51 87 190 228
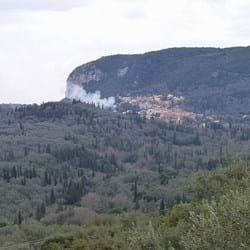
66 83 115 108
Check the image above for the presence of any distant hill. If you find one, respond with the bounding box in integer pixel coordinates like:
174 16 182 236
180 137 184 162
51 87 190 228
67 47 250 115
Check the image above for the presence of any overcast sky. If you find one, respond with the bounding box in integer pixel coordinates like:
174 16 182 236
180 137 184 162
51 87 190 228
1 0 250 104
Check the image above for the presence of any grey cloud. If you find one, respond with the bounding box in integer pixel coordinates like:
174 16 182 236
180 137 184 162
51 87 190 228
0 0 90 11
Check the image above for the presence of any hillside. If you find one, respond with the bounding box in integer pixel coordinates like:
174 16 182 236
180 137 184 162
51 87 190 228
67 47 250 115
0 102 250 249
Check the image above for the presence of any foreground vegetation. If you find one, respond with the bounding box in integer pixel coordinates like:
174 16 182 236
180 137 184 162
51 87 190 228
1 160 249 249
41 160 250 250
0 102 250 249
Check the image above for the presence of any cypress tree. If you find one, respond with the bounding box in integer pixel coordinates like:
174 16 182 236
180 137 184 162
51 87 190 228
50 189 56 204
17 210 22 226
159 199 166 216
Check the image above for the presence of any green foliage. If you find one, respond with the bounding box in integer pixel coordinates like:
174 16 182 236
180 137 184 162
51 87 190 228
1 102 250 249
181 189 250 250
191 160 249 201
128 222 164 250
161 203 190 228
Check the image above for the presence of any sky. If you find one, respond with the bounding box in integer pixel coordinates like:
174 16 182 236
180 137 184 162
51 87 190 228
0 0 250 104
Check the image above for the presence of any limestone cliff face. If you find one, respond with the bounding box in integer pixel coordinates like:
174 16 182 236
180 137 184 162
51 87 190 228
67 47 250 114
66 62 104 97
66 54 136 98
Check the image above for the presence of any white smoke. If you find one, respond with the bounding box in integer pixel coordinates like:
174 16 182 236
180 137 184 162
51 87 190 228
66 83 115 109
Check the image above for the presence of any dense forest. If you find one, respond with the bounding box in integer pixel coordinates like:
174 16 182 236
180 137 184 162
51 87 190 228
0 101 250 249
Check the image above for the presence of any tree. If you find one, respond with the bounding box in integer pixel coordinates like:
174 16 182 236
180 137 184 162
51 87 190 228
11 166 17 178
64 179 85 204
44 170 49 186
50 189 56 204
133 177 139 210
36 203 46 221
159 199 166 216
173 132 177 144
17 210 22 226
32 166 37 178
21 177 26 186
193 133 201 145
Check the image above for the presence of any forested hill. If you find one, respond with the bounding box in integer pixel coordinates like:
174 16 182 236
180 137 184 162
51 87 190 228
67 47 250 114
0 102 250 249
